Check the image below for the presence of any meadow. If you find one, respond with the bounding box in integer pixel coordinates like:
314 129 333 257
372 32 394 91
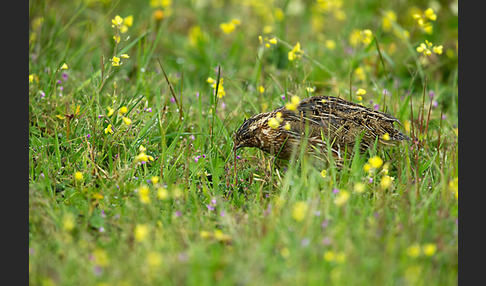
29 0 458 285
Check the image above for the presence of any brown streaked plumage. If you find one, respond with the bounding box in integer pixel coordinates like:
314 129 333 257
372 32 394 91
234 95 410 166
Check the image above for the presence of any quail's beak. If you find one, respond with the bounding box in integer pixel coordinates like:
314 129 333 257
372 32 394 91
234 142 244 151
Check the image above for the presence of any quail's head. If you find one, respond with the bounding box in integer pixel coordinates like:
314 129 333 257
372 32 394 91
234 112 272 151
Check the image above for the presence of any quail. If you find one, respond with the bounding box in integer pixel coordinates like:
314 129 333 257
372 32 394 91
234 95 410 167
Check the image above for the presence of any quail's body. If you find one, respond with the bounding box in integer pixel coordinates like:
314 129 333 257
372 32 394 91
234 95 410 166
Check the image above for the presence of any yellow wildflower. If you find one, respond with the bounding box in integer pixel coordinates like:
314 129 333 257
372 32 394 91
306 87 316 93
382 10 397 32
363 163 371 173
268 117 280 129
380 175 394 189
361 29 373 45
104 124 114 134
151 176 159 184
424 8 437 21
139 145 147 152
325 39 336 50
280 247 290 259
135 152 149 163
382 133 391 141
29 74 35 83
138 185 151 204
207 77 226 98
288 42 303 61
107 107 115 117
220 20 239 34
283 122 291 131
111 15 124 27
214 229 232 242
200 230 212 238
120 53 130 59
113 35 120 44
334 190 350 206
157 187 169 200
285 95 300 111
110 56 121 67
62 213 75 231
134 224 149 242
323 251 335 262
291 201 308 222
118 106 128 115
368 156 383 169
356 88 367 96
353 182 366 193
406 243 421 258
448 177 458 199
433 45 443 54
354 67 366 81
122 116 132 125
422 243 437 256
320 169 327 178
259 85 265 93
60 63 68 70
123 15 133 27
153 9 164 21
93 248 109 267
349 29 362 47
74 171 84 181
335 252 346 263
146 251 162 268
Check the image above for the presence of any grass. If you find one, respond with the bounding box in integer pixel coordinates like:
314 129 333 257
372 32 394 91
29 0 458 285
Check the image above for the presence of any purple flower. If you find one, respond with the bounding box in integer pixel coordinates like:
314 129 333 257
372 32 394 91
382 89 391 96
373 104 380 110
432 100 438 108
281 95 286 100
100 210 106 218
211 198 217 205
264 204 272 216
175 210 182 217
220 211 225 217
236 155 241 160
170 97 176 103
194 155 202 162
332 188 339 194
322 236 332 245
93 266 103 276
301 238 310 247
206 204 215 211
39 91 45 98
321 219 330 228
87 134 91 139
190 134 195 141
57 79 62 84
429 90 435 98
99 226 105 232
368 177 373 183
62 72 68 81
196 92 200 98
